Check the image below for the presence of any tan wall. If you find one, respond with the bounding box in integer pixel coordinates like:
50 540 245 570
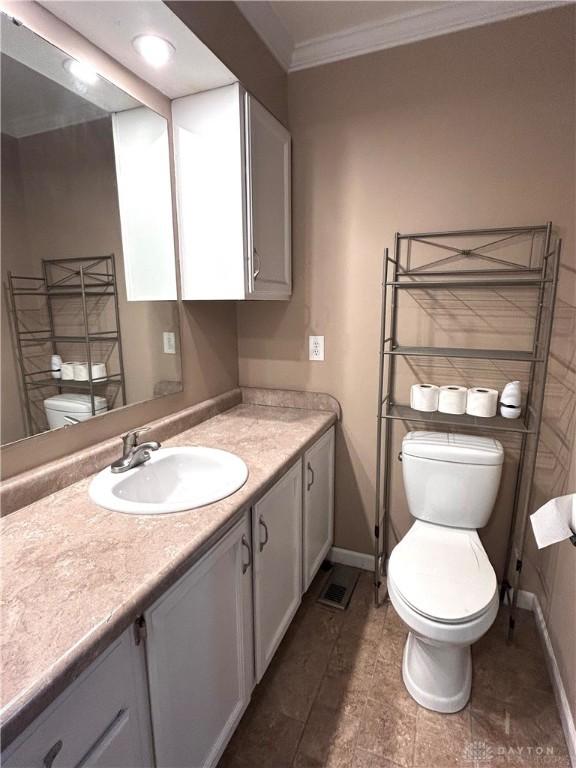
239 6 575 554
522 249 576 717
237 6 575 710
0 2 243 478
238 8 576 716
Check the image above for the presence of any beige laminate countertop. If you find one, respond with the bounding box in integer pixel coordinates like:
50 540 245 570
0 404 336 746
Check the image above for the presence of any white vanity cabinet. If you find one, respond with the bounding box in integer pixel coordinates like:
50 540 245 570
172 82 291 301
303 426 335 591
3 429 336 768
252 461 302 680
2 630 153 768
144 513 254 768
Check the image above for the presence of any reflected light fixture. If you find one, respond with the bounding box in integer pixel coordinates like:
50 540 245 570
132 34 175 67
63 58 99 85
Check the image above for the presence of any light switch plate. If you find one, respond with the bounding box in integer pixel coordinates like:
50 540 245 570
309 335 325 361
163 331 176 354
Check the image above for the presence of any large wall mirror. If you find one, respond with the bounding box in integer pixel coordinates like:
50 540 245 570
1 14 182 447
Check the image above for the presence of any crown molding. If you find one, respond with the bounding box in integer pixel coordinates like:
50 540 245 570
236 1 570 73
235 1 293 70
291 1 569 71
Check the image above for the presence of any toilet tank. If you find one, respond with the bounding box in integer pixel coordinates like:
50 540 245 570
401 431 504 529
44 394 108 430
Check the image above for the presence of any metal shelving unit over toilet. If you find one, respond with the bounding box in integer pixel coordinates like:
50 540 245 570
374 223 561 639
8 255 127 436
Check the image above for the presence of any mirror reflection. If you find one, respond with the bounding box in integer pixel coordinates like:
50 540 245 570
1 16 182 446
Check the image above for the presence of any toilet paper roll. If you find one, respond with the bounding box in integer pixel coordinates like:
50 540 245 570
438 385 467 415
92 363 107 381
61 362 79 380
410 383 439 412
530 494 576 549
73 362 108 381
74 362 89 381
466 387 499 418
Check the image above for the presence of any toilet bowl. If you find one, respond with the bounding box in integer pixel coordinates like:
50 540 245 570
388 521 499 712
43 393 107 429
388 431 504 713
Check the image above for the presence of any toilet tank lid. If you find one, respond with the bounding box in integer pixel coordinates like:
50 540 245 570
44 393 107 413
402 431 503 466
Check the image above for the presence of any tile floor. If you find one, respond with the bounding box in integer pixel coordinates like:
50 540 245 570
220 570 570 768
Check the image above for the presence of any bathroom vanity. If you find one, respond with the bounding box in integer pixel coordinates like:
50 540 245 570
0 399 336 768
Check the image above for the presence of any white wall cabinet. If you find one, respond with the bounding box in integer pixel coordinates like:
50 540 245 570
252 461 302 680
2 630 153 768
144 513 254 768
303 427 335 591
172 83 291 301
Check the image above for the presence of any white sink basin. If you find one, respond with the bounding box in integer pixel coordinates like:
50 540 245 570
89 447 248 514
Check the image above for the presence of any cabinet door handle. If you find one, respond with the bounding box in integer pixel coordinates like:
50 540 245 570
258 515 269 552
43 740 63 768
307 462 315 491
253 247 261 279
241 534 252 574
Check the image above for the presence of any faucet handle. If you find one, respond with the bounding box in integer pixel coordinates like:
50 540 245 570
121 427 150 452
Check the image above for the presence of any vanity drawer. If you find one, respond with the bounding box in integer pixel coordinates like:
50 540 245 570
2 629 153 768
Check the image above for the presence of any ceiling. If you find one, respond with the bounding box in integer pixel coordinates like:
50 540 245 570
38 0 237 99
236 0 569 71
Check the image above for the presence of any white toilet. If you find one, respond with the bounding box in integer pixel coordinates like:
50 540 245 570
43 393 108 429
387 430 504 713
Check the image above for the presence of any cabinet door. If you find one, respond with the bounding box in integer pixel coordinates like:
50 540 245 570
2 630 153 768
303 428 335 592
145 513 254 768
253 462 302 680
246 93 291 300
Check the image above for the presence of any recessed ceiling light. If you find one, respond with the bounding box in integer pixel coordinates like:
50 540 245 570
132 35 175 68
63 58 99 85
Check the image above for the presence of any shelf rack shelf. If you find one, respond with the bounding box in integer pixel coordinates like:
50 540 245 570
7 255 127 437
374 223 561 641
388 277 547 289
383 345 539 362
382 404 532 434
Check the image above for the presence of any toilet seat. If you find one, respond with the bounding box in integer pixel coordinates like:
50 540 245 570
388 520 497 624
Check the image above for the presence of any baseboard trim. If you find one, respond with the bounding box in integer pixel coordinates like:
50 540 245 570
328 546 373 571
515 589 535 611
529 592 576 767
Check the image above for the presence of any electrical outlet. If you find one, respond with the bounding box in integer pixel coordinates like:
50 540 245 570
163 331 176 354
309 335 325 361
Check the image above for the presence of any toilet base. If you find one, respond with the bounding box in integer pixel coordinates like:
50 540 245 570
402 632 471 713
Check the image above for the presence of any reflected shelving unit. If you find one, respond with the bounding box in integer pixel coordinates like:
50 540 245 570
374 223 561 638
7 255 126 437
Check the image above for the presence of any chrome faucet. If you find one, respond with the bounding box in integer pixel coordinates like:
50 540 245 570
111 427 161 474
